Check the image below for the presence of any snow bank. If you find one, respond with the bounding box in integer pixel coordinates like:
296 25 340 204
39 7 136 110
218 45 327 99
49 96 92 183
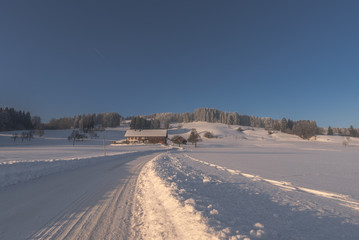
139 151 359 239
133 153 222 240
134 152 256 240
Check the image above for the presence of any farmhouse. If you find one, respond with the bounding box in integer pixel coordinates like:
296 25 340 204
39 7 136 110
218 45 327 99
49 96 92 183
124 129 168 144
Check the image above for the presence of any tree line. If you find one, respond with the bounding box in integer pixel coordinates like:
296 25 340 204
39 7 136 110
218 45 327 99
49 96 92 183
141 108 322 140
0 107 34 131
45 112 122 131
2 107 358 140
137 107 359 139
142 108 251 126
328 125 359 137
129 116 163 130
1 108 123 132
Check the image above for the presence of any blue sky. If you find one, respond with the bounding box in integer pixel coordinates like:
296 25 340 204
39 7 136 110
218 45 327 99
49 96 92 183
1 0 358 127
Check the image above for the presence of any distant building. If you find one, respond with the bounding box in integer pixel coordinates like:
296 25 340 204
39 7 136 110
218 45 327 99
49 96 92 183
124 129 168 144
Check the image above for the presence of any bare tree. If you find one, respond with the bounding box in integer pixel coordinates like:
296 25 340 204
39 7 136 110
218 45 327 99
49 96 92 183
187 129 202 147
68 130 87 146
11 133 18 142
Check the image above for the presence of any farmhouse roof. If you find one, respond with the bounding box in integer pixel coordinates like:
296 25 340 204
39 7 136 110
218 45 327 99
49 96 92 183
125 129 168 137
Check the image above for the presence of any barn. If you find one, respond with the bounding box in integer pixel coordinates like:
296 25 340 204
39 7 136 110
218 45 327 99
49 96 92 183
124 129 168 144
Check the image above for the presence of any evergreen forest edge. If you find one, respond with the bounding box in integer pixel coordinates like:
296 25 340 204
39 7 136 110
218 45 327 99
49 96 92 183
1 107 358 140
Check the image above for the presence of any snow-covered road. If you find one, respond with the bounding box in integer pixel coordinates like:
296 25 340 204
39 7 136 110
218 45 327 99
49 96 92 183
0 150 163 240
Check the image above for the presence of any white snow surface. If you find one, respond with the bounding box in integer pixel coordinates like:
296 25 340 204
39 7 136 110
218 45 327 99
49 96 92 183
0 128 168 188
133 154 219 240
134 122 359 239
0 127 169 239
1 122 359 239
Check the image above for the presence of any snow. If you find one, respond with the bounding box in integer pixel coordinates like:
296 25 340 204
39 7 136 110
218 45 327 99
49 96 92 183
133 154 219 240
0 150 164 240
0 128 168 188
1 122 359 239
0 127 171 239
134 122 359 239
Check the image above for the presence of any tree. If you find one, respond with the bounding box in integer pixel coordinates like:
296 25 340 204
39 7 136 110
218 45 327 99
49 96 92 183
349 125 358 138
287 119 294 130
0 107 33 131
130 117 136 129
163 119 170 129
273 121 281 131
232 112 240 125
20 131 34 142
103 112 121 128
171 136 187 147
151 119 161 129
187 129 202 147
280 118 288 132
67 130 87 146
11 133 19 142
31 116 42 129
327 126 334 135
292 120 318 139
239 115 251 126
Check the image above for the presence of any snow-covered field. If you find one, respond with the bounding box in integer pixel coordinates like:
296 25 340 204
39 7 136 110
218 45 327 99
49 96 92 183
1 122 359 239
134 122 359 239
0 127 168 239
0 127 167 188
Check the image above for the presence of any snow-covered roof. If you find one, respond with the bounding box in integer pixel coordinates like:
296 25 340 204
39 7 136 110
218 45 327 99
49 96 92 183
125 129 168 137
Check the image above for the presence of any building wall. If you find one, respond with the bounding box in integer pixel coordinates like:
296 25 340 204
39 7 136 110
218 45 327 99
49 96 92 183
126 136 166 144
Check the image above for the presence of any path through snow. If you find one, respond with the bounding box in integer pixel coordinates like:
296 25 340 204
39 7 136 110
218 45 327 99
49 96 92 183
0 150 164 240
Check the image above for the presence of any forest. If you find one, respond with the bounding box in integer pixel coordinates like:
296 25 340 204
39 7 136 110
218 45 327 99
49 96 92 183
45 112 122 131
0 108 122 132
0 107 33 131
1 107 358 140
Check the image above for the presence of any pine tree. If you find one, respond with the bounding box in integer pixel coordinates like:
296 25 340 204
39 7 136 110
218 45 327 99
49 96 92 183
130 117 136 129
280 117 288 132
287 119 294 130
327 126 334 135
349 125 358 137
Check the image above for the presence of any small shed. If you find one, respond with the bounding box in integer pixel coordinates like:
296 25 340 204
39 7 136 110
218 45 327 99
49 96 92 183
124 129 168 144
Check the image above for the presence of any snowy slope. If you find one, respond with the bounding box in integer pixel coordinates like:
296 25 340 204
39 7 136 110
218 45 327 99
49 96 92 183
168 122 359 198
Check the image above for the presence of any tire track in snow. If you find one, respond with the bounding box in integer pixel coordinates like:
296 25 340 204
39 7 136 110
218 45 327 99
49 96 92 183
30 158 149 240
0 150 164 240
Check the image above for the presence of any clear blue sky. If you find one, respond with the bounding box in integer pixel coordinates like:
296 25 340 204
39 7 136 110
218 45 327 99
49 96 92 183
1 0 358 127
